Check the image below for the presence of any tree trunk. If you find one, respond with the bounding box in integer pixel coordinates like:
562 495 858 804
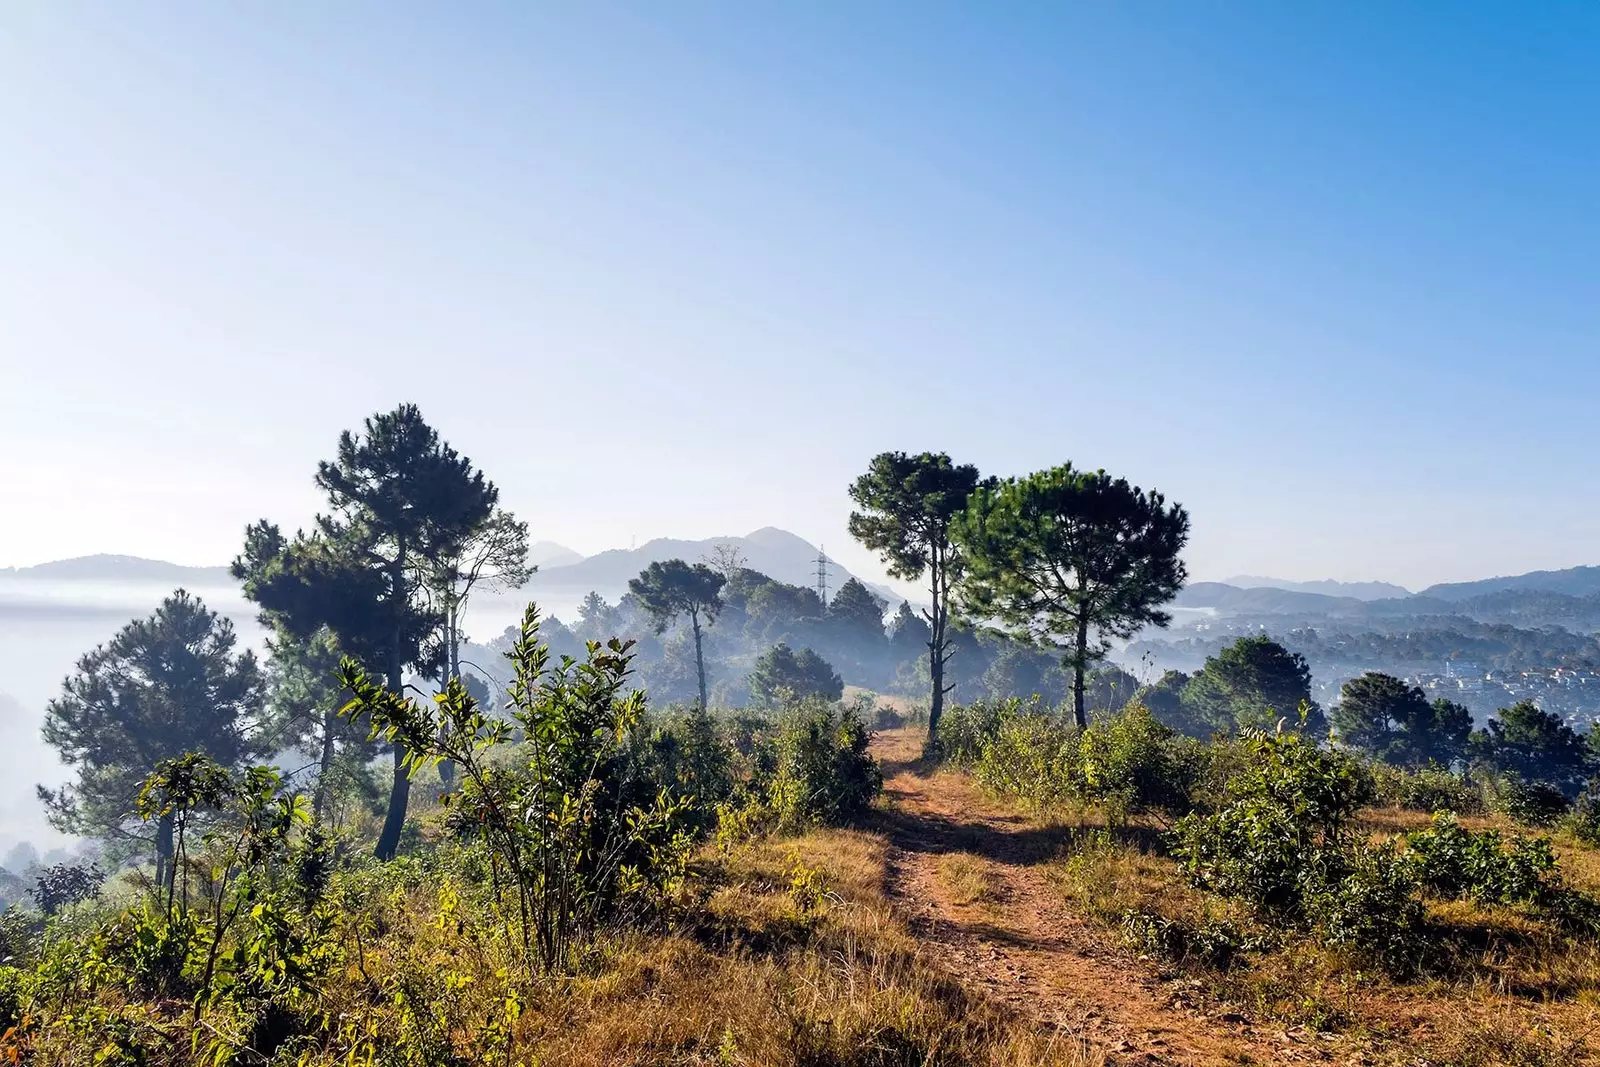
926 548 947 754
439 602 459 789
155 811 175 894
375 543 409 861
1071 613 1090 730
692 611 708 712
313 704 337 824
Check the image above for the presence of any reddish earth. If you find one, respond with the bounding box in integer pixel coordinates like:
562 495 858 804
870 731 1337 1066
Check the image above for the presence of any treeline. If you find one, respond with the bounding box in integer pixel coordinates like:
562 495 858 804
1123 631 1600 812
1131 617 1600 679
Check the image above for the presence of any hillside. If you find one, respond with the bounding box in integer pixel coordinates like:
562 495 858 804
0 555 234 586
1422 564 1600 601
1221 574 1412 601
530 526 899 604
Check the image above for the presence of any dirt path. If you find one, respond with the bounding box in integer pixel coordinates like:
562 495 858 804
870 732 1330 1066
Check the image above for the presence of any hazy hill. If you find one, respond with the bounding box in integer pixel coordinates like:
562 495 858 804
1422 565 1600 602
1175 582 1371 616
528 541 584 569
1222 575 1412 601
531 527 896 604
0 555 234 586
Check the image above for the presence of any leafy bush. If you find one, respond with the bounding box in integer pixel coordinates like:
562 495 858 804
972 706 1077 809
1075 703 1199 818
1119 910 1250 970
1305 841 1426 976
1494 777 1571 826
342 606 694 974
768 697 882 831
1367 762 1485 815
1406 814 1556 907
1170 728 1423 973
936 697 1023 767
28 862 105 917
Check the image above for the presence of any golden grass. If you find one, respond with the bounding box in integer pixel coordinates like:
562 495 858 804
14 825 1098 1067
934 852 1001 907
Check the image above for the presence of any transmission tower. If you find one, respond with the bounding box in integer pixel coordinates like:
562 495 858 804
814 545 833 612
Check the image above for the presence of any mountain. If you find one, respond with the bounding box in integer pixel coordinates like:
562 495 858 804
528 541 584 569
530 527 897 605
1222 575 1412 601
1175 582 1370 616
1421 566 1600 602
0 555 234 586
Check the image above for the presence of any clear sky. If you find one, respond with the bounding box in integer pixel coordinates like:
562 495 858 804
2 3 1597 592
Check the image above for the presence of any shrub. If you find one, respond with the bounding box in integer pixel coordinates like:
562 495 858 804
28 862 105 917
1406 814 1556 907
1305 841 1426 976
973 706 1076 809
342 606 694 975
768 697 882 831
936 697 1023 767
1119 910 1250 970
1367 762 1485 815
1076 703 1199 818
1494 777 1571 826
1170 728 1424 974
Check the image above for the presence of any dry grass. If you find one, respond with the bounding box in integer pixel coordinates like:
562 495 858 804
1035 804 1600 1064
934 852 1001 907
15 825 1098 1067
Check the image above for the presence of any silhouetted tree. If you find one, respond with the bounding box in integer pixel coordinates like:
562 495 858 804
1133 669 1213 738
312 404 499 860
848 451 986 747
748 643 844 708
1333 672 1472 767
629 559 727 710
956 464 1189 729
38 591 265 887
1473 700 1593 795
1184 635 1322 734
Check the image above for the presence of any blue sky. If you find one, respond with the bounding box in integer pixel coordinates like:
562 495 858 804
2 3 1597 591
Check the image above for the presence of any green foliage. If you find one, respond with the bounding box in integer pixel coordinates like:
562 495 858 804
1367 761 1486 815
955 463 1189 729
340 604 692 974
1406 814 1557 906
1333 672 1472 768
934 696 1017 767
1473 700 1594 797
1170 728 1425 973
1183 635 1322 735
1304 841 1427 976
847 450 987 743
28 863 105 918
1076 704 1199 818
1132 669 1214 738
1495 776 1572 825
748 643 845 708
962 701 1199 819
972 705 1078 809
1120 910 1251 971
767 698 882 831
38 590 267 876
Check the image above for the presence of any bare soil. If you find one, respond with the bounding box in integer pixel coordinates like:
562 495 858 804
870 730 1338 1066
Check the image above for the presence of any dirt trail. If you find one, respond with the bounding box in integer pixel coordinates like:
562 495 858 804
871 732 1329 1066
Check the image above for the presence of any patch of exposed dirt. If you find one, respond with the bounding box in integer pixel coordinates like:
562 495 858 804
870 730 1337 1066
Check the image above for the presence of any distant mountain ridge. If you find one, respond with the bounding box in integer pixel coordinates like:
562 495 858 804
0 555 234 585
531 527 899 606
6 532 898 609
1421 566 1600 602
1221 575 1412 601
